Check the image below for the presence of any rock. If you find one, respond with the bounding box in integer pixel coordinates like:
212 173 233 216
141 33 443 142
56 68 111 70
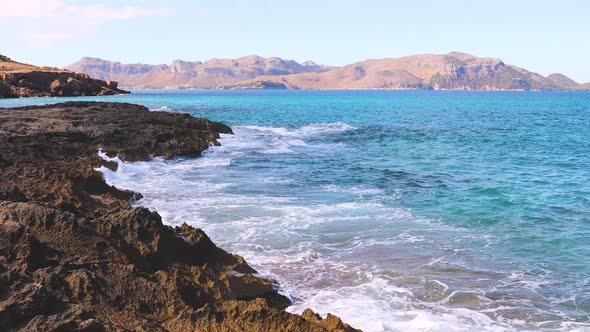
0 102 360 331
0 81 13 98
105 80 118 89
0 70 129 98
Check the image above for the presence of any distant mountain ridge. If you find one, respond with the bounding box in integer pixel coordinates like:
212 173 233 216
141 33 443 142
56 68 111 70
66 52 589 91
66 55 331 89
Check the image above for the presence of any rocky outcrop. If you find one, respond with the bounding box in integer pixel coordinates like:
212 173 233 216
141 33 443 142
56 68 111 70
0 54 129 98
0 71 128 98
0 102 359 331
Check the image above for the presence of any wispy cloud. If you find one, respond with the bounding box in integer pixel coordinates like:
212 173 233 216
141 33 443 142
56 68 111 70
24 32 74 47
0 0 172 21
0 0 172 46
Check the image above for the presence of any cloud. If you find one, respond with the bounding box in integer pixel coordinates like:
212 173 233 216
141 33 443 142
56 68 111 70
0 0 172 22
0 0 62 18
0 0 172 47
24 32 75 47
85 5 172 21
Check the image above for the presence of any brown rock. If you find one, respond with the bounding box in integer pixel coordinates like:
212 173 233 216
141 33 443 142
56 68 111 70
0 70 129 98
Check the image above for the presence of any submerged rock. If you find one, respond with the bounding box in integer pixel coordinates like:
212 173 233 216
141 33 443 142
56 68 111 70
0 102 360 331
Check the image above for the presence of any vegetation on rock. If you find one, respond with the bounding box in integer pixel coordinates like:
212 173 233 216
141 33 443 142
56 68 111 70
0 54 13 62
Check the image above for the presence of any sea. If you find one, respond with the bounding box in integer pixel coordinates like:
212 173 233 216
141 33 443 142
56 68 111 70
2 90 590 331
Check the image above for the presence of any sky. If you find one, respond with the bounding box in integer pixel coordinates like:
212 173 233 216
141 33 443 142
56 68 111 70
1 0 589 82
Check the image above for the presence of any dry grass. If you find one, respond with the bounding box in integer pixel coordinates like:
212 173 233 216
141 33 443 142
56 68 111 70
0 59 66 73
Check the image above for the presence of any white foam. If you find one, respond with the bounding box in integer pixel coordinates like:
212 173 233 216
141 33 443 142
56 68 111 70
150 105 173 112
236 121 356 139
287 277 511 332
322 184 386 197
297 121 358 135
93 147 519 331
92 120 588 332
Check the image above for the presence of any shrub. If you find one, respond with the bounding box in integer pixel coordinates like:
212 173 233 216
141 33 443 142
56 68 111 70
0 54 14 62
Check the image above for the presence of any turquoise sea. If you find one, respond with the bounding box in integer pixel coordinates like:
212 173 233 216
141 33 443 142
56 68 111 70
3 90 590 331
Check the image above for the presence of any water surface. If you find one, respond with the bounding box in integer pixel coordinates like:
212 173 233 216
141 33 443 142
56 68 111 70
3 90 590 331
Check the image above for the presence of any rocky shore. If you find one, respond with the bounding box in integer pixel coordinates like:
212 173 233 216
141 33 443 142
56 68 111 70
0 102 359 331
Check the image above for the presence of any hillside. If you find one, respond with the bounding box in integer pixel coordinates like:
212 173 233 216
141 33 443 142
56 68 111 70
66 55 331 89
0 55 128 98
66 52 588 91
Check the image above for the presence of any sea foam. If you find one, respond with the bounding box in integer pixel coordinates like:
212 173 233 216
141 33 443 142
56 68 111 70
95 121 589 332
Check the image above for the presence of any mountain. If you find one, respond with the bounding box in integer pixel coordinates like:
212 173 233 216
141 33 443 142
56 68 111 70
66 55 331 89
66 52 588 91
0 54 128 98
546 73 579 89
229 52 587 91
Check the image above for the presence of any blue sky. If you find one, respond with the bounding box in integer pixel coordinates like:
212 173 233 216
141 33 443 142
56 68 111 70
2 0 589 82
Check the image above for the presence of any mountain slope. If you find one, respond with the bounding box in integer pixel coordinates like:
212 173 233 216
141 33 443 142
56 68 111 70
546 73 580 89
66 55 331 89
66 52 587 91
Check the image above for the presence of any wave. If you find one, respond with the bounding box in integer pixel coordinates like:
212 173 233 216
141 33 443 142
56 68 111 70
93 119 590 331
286 277 510 332
222 122 355 155
97 151 509 331
297 122 358 135
238 121 357 138
149 105 173 112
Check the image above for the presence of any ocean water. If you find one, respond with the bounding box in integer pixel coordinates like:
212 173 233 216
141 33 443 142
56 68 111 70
2 90 590 331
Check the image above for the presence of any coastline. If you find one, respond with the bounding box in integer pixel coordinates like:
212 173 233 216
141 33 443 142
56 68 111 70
0 102 359 331
116 86 590 92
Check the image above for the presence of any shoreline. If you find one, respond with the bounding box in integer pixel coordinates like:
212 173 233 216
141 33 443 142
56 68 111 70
0 102 359 331
124 87 590 92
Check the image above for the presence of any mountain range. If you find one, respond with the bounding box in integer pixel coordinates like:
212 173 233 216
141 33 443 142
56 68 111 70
66 55 331 89
66 52 589 91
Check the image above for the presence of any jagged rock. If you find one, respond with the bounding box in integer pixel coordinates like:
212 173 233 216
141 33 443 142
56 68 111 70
0 102 360 331
0 71 129 98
